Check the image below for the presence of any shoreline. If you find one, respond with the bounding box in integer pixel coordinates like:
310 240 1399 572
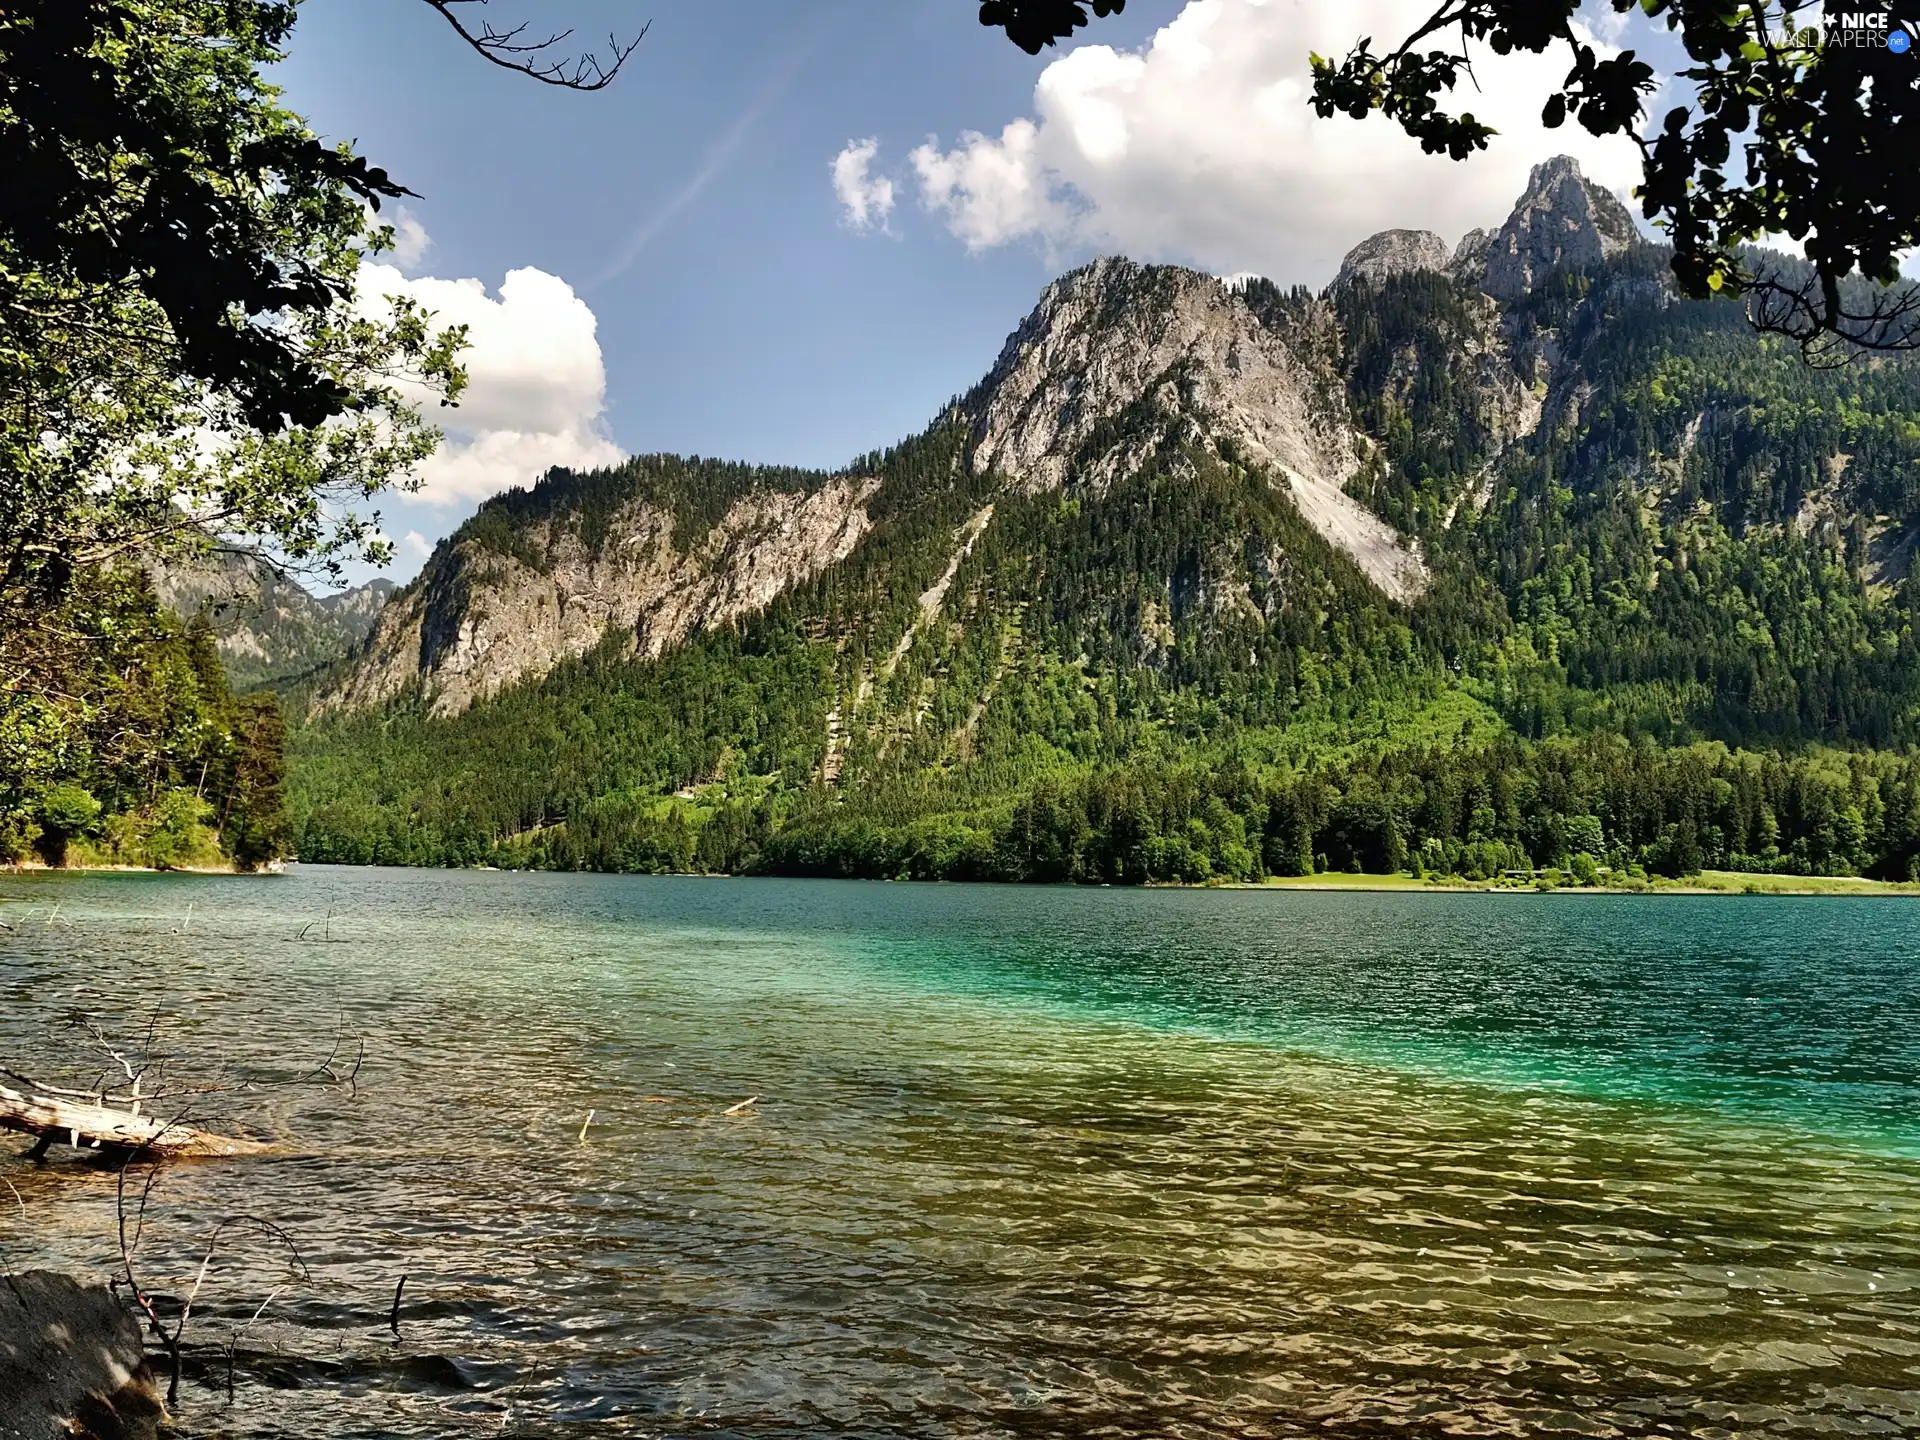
0 860 270 877
4 862 1911 897
1236 869 1920 897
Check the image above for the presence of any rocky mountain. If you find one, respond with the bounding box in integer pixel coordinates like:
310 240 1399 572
1481 154 1637 301
315 261 1437 720
961 257 1428 599
1335 229 1451 288
320 466 877 717
294 157 1920 881
152 550 394 690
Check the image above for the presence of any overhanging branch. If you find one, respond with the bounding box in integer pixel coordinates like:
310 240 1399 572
419 1 648 90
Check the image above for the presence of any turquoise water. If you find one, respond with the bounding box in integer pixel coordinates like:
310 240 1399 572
2 867 1919 1436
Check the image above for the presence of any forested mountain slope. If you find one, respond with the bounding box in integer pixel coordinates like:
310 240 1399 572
152 550 393 691
293 158 1920 884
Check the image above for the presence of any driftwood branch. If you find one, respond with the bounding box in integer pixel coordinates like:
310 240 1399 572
0 1079 272 1158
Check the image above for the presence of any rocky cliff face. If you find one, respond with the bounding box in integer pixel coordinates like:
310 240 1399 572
1482 155 1638 301
962 258 1429 601
317 472 876 717
152 549 394 689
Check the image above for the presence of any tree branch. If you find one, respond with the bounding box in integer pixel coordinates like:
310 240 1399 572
418 1 648 90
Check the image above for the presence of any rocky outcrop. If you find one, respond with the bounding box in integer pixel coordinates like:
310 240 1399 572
1482 155 1637 301
962 259 1428 601
1450 227 1493 282
152 549 394 688
316 475 877 717
1336 229 1451 287
0 1271 162 1440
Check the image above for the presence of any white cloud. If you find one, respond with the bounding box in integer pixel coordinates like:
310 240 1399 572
364 207 433 271
900 0 1647 285
400 529 432 561
387 213 432 271
357 263 624 506
832 138 896 233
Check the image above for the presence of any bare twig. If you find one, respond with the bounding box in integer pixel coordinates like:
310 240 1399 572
116 1154 312 1406
1745 271 1920 364
226 1284 286 1403
116 1161 180 1402
390 1272 407 1338
176 1214 311 1356
418 1 649 90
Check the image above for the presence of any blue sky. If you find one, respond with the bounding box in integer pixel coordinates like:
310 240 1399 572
279 0 1699 585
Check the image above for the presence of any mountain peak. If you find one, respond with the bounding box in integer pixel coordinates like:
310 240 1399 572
1482 154 1638 301
963 257 1429 601
1336 229 1451 288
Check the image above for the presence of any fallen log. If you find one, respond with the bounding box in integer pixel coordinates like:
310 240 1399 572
0 1080 272 1159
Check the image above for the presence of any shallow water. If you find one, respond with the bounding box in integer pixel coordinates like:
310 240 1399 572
3 867 1919 1437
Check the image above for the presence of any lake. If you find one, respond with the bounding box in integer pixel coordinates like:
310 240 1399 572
3 867 1919 1437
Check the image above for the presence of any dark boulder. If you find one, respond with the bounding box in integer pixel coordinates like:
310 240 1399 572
0 1272 161 1440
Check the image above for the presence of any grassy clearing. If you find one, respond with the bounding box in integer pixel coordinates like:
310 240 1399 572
1253 872 1454 891
1236 684 1509 769
1671 870 1920 896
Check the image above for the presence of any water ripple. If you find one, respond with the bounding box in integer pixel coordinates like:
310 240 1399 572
3 869 1920 1437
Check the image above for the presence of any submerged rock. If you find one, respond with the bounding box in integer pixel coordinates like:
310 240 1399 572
0 1271 161 1440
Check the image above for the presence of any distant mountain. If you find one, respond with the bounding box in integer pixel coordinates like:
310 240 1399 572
152 550 395 690
316 255 1437 719
294 157 1920 884
314 465 874 718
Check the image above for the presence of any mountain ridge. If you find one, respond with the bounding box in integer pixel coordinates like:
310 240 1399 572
291 156 1920 884
320 155 1653 721
151 550 394 691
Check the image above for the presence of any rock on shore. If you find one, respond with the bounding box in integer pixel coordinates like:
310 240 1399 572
0 1271 161 1440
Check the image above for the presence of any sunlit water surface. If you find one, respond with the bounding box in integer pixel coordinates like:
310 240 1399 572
3 868 1919 1437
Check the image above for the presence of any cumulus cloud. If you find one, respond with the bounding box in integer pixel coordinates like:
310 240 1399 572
901 0 1646 285
357 263 624 506
386 213 432 271
832 137 896 232
364 207 433 272
400 529 432 562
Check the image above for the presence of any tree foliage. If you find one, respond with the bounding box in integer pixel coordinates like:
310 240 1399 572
0 0 482 869
980 0 1127 54
0 0 469 607
0 582 290 870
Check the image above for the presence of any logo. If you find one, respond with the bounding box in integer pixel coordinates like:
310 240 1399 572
1814 7 1917 50
1759 7 1914 51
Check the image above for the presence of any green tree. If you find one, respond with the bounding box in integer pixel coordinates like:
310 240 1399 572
222 695 291 871
32 783 102 867
0 1 468 609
